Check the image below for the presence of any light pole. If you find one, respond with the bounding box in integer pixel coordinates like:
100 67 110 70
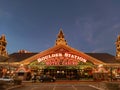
110 67 113 81
6 56 10 76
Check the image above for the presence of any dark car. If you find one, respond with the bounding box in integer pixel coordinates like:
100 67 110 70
39 75 56 82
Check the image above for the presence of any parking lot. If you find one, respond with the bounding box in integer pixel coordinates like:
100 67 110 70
7 80 102 90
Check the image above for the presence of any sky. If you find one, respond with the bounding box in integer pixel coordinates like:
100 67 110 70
0 0 120 55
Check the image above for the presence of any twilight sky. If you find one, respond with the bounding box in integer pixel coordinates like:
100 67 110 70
0 0 120 55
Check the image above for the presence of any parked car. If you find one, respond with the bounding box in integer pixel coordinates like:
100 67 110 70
39 75 56 82
0 76 14 83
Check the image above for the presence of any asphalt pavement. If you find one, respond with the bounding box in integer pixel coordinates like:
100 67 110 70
7 80 103 90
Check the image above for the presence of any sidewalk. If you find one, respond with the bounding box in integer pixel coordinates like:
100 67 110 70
7 84 23 90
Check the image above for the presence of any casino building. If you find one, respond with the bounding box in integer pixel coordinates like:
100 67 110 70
0 29 120 80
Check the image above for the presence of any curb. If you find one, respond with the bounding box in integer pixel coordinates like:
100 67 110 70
6 85 23 90
89 85 104 90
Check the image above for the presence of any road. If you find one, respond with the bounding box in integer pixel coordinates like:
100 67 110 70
10 82 100 90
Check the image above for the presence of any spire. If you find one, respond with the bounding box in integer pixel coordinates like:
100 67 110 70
58 29 64 38
55 28 67 45
0 34 8 57
116 35 120 60
1 34 7 41
117 35 120 41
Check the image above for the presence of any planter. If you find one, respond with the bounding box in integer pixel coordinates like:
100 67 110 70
14 79 22 85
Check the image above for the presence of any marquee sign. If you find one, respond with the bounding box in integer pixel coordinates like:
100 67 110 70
37 53 87 65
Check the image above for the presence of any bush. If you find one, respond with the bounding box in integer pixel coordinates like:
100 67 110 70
14 79 22 85
0 80 6 90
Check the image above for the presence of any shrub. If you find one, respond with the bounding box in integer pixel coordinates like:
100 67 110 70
0 80 6 90
14 79 22 85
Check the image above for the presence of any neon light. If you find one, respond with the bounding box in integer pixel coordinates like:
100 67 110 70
37 53 62 62
64 53 86 62
37 53 87 63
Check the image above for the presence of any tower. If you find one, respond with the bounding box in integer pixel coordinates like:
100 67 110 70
55 29 68 45
116 35 120 60
0 34 8 57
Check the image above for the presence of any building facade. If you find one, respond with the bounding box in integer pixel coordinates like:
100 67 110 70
0 29 120 81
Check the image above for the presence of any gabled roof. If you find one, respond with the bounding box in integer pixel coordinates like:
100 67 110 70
8 53 38 62
19 44 105 65
4 52 118 64
86 53 117 63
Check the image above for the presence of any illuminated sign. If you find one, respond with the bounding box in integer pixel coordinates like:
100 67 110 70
37 53 87 63
45 59 78 65
64 53 86 62
37 53 62 62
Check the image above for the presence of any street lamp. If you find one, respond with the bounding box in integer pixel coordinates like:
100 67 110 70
110 67 113 81
5 56 11 76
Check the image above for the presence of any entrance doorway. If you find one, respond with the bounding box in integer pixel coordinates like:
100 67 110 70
41 66 93 80
43 66 80 80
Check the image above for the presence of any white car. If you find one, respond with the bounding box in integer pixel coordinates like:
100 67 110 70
0 76 14 83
